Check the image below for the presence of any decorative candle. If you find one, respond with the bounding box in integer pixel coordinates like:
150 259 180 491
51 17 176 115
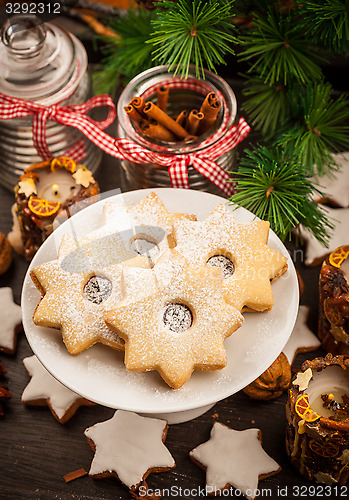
318 246 349 355
7 157 99 261
286 354 349 485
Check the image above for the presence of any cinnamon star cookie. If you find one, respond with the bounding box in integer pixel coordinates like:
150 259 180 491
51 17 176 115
106 250 244 389
174 204 288 312
84 410 175 490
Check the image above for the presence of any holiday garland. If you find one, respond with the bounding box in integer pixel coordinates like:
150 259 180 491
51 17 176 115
90 0 349 246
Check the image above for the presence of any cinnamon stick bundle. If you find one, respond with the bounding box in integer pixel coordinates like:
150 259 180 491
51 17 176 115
157 85 169 112
143 102 189 140
131 97 146 118
176 110 188 127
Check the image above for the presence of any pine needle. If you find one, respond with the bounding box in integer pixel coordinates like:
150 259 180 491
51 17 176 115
230 146 333 245
149 0 237 78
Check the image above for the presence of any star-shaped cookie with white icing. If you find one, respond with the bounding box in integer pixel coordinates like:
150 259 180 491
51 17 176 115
283 305 321 365
103 191 196 248
31 233 149 355
106 250 244 389
190 422 280 499
84 410 175 490
0 287 22 354
174 204 288 312
22 355 94 423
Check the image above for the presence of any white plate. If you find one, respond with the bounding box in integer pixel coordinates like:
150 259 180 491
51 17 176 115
22 188 299 417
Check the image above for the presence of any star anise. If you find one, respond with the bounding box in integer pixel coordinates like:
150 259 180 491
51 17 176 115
321 265 349 299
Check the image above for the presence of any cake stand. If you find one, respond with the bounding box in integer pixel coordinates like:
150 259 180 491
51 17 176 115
21 188 299 424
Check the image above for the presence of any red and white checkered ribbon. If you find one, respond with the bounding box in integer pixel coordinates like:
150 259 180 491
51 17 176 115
0 92 250 196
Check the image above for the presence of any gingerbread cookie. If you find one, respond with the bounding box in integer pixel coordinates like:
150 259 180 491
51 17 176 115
31 232 149 355
282 305 321 365
190 422 281 498
174 204 288 312
103 191 197 248
84 410 175 490
298 207 349 266
0 287 22 354
106 250 244 389
22 355 94 423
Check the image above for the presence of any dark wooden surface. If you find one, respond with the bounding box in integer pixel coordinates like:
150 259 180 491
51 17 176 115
0 16 337 500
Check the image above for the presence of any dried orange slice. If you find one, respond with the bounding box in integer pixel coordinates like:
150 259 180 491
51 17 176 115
28 196 60 218
309 439 339 458
323 299 343 326
295 394 320 422
50 157 77 173
329 246 349 268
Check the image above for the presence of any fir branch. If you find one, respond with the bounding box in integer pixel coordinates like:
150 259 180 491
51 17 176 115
296 0 349 54
230 146 333 245
242 77 291 135
149 0 237 78
92 9 157 95
239 8 326 85
275 83 349 176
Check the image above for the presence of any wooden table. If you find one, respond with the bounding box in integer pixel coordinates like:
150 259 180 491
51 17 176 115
0 152 331 500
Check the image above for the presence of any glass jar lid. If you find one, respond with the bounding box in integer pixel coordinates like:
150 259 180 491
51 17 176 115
0 15 87 103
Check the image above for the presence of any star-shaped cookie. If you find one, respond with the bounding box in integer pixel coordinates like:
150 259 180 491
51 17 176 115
84 410 175 490
22 355 94 423
298 206 349 266
106 250 244 389
0 287 22 354
103 191 197 248
31 233 149 355
174 204 288 312
282 305 321 365
190 422 280 499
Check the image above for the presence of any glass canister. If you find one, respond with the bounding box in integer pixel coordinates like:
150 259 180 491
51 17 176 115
117 65 238 195
0 15 102 190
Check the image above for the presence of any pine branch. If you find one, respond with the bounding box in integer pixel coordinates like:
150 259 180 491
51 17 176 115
149 0 237 78
275 83 349 176
239 8 326 85
242 77 291 135
92 9 157 95
296 0 349 54
230 146 333 245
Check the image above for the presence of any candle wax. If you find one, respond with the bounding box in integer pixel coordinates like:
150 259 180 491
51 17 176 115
340 258 349 286
307 366 349 421
36 169 79 204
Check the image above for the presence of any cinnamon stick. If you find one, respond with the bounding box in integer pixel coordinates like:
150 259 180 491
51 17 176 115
187 110 204 136
142 123 176 142
124 105 144 126
131 97 146 118
157 85 169 113
198 92 222 134
143 102 189 140
176 110 188 128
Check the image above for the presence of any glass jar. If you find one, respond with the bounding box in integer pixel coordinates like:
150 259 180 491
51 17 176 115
0 15 102 190
117 65 238 195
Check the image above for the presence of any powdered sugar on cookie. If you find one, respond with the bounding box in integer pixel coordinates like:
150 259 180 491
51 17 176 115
174 204 288 312
106 250 244 389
